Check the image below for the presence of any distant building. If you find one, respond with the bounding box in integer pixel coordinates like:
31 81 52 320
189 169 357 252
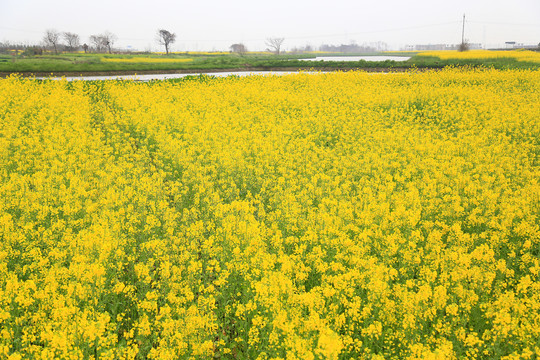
413 44 454 51
467 43 483 50
504 41 526 49
404 43 482 51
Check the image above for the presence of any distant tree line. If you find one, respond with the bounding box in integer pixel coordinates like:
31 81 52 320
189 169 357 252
0 41 36 54
0 28 181 55
289 44 314 54
319 41 388 53
0 29 119 55
2 31 396 56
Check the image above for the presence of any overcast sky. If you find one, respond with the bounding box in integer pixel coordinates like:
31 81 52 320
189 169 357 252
1 0 539 51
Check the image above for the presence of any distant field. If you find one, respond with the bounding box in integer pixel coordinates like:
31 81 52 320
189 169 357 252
418 49 540 63
1 50 538 75
1 68 539 359
412 49 540 69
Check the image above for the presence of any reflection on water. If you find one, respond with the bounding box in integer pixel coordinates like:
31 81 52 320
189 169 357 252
300 56 410 62
37 65 406 82
38 71 317 82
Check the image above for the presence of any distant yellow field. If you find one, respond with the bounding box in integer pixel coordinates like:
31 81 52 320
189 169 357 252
154 51 232 56
418 49 540 63
186 51 230 55
101 57 193 63
1 68 539 359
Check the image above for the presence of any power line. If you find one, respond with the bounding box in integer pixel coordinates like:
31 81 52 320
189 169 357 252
467 20 540 27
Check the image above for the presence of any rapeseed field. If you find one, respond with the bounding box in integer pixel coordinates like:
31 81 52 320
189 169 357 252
1 68 539 359
418 49 540 64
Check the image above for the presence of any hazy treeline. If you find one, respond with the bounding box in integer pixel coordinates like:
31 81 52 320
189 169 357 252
319 41 388 53
0 41 40 54
288 41 388 54
0 30 117 55
2 32 392 55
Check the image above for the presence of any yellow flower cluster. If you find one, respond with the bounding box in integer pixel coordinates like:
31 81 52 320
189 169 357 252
101 57 193 64
1 68 539 359
418 49 540 63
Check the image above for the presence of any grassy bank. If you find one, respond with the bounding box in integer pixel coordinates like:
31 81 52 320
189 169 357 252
1 50 539 76
0 52 408 74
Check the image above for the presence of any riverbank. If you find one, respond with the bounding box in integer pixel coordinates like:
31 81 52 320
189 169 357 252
2 51 539 78
0 52 413 75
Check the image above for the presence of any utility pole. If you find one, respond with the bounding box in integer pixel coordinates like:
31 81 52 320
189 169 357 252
462 14 466 45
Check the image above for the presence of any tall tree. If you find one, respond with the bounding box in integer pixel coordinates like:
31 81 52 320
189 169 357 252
63 32 80 52
157 29 176 55
43 29 60 54
265 38 285 55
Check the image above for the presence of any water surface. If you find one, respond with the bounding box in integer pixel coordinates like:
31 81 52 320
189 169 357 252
300 56 410 62
39 71 314 82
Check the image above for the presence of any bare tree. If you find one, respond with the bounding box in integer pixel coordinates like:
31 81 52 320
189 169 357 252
89 35 104 52
102 31 116 54
458 41 470 52
63 32 80 52
89 32 117 53
43 29 61 54
265 37 285 55
230 43 247 55
157 29 176 54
